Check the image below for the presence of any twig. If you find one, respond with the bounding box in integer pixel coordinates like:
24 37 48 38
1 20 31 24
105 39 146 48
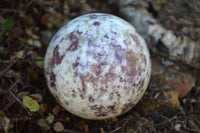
11 116 30 122
178 106 186 115
110 127 121 133
0 60 11 63
180 116 200 131
8 89 31 114
0 58 16 78
0 8 18 14
26 0 34 7
2 99 16 112
155 116 177 127
121 116 134 132
62 129 84 133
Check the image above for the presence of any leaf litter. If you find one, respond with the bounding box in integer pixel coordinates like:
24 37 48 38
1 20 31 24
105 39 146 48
0 0 200 132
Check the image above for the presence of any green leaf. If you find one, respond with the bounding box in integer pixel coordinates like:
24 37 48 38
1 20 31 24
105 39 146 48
38 118 50 129
45 113 54 124
38 118 48 127
36 61 44 69
27 39 33 45
27 39 41 48
17 91 29 99
23 96 40 112
3 18 14 30
33 40 41 48
16 50 24 58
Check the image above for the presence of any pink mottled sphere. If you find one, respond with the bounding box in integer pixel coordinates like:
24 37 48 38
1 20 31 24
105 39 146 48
44 13 151 119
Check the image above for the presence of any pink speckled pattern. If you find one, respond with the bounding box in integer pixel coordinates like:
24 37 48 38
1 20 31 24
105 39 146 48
44 13 151 119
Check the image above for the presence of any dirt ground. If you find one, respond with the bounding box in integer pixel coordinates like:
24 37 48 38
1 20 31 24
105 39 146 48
0 0 200 133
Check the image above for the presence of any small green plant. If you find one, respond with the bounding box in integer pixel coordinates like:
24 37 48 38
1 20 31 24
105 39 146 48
3 17 14 30
23 96 40 112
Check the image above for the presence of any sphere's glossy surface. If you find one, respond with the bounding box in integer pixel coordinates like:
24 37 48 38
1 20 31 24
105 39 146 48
44 13 151 119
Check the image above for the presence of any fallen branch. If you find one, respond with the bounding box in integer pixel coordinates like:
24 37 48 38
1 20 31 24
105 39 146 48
119 0 200 69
